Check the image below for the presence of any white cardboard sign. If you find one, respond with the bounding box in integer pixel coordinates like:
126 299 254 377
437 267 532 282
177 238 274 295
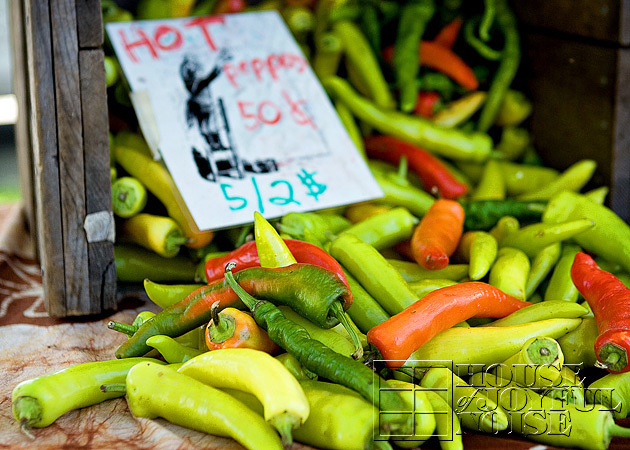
106 11 383 231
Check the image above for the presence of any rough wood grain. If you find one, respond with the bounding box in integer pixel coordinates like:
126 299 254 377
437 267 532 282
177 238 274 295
513 0 630 45
80 49 117 312
8 0 34 237
611 49 630 222
50 0 91 315
76 0 104 49
22 0 67 317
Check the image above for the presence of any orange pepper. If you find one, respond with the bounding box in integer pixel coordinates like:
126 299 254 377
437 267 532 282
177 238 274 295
205 301 280 354
410 199 465 270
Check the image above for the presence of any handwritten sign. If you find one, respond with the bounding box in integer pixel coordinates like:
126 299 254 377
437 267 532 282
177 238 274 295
106 11 383 230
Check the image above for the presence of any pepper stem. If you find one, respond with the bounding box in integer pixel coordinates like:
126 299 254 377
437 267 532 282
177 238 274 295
207 301 236 344
100 383 127 393
610 423 630 439
373 440 393 450
597 343 628 373
330 302 364 360
107 320 136 336
224 262 257 310
269 413 298 447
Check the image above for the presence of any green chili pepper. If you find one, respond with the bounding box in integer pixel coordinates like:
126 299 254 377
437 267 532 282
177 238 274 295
417 71 456 100
386 379 436 447
464 16 501 60
495 336 563 390
111 176 147 218
394 0 436 113
143 279 204 309
115 264 352 359
278 306 357 358
583 186 609 205
223 263 413 435
420 367 509 433
542 365 585 406
479 0 497 40
387 259 469 282
518 159 597 200
408 278 458 299
342 266 391 334
494 89 533 127
334 100 366 160
282 5 314 45
544 244 582 302
114 244 197 282
278 211 351 248
456 231 498 280
333 21 395 110
488 215 520 243
324 76 493 162
423 390 464 450
543 191 630 273
471 159 506 200
587 371 630 419
145 335 204 363
330 233 418 316
121 361 284 450
368 161 435 218
472 372 630 450
500 218 595 258
476 0 520 132
495 126 531 161
461 199 546 231
557 317 599 368
406 318 582 371
275 353 318 382
224 380 393 450
524 242 562 298
486 300 589 327
359 3 381 55
488 247 530 300
313 31 343 79
337 206 417 250
518 159 598 201
12 357 163 434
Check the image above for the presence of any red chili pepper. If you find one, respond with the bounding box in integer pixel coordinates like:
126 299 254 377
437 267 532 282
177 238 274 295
367 282 531 366
205 239 350 290
570 252 630 373
213 0 246 14
433 17 463 49
383 41 479 91
410 199 465 270
364 135 468 200
413 91 441 118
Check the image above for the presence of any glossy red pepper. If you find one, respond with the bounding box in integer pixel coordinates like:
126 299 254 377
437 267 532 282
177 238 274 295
571 252 630 373
413 91 441 118
364 135 468 200
205 239 349 289
383 41 479 91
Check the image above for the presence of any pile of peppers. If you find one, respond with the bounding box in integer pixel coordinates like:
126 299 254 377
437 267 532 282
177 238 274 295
11 1 630 450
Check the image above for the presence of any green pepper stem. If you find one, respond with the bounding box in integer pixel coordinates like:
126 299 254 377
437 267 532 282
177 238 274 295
207 301 236 344
373 440 393 450
330 302 363 360
269 413 298 447
107 320 136 336
224 262 257 310
597 343 627 372
610 423 630 439
165 233 190 254
100 383 127 393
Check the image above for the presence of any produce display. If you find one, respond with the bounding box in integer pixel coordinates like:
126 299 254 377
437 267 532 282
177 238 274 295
12 0 630 449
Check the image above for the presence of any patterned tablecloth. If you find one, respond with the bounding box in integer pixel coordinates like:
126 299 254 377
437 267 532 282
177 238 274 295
1 202 629 450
